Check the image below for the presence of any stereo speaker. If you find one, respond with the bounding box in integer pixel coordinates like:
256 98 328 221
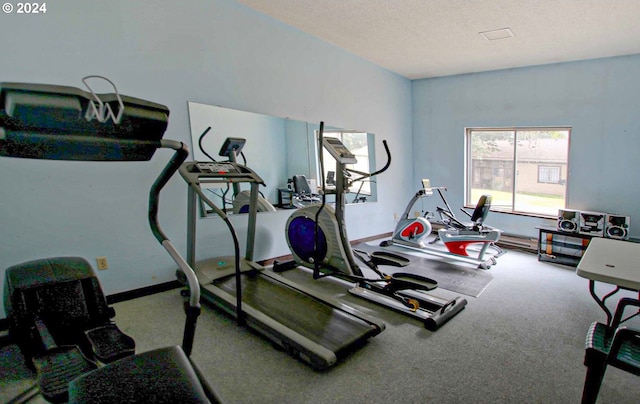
604 214 630 240
557 209 579 233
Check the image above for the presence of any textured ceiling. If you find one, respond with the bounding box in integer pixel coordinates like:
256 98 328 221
236 0 640 79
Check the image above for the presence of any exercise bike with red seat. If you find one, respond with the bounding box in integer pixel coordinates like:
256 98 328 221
380 179 503 269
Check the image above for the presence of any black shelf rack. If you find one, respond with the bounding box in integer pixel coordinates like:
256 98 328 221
536 226 594 267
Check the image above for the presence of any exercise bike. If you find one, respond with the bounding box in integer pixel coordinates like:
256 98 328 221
274 124 466 330
381 179 503 269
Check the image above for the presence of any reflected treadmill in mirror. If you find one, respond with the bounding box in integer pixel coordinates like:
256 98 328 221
187 102 378 211
194 131 276 217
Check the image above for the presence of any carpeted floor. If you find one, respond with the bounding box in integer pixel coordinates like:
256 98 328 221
2 247 639 403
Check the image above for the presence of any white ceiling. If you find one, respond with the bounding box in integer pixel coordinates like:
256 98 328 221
236 0 640 79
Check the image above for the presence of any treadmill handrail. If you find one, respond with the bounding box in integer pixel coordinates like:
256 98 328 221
149 139 189 244
149 139 203 356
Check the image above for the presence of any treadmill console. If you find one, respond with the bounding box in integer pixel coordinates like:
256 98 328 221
179 161 265 186
0 82 169 161
218 137 246 158
193 162 240 174
322 137 357 165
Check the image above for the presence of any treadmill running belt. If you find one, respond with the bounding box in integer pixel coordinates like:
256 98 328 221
212 273 378 353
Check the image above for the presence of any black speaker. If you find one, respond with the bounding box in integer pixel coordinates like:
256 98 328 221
557 209 579 233
605 214 630 240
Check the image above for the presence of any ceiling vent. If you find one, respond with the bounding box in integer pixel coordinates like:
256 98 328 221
480 27 515 41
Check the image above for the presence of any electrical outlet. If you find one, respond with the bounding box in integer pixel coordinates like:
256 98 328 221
96 256 109 270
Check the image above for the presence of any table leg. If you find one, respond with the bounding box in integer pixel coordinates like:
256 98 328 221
588 280 620 325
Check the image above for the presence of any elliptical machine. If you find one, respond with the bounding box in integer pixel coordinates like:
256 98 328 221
275 123 466 330
381 179 503 269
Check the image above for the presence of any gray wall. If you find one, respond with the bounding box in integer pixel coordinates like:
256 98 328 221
0 0 412 318
412 54 640 239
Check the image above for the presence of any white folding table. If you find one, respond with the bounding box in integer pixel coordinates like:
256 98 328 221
576 237 640 325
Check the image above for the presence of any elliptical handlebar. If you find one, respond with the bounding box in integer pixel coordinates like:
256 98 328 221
347 139 391 183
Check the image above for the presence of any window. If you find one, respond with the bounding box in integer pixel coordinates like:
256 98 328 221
538 166 562 184
466 127 570 217
318 131 373 198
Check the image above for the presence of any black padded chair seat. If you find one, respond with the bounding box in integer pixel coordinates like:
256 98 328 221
68 346 213 403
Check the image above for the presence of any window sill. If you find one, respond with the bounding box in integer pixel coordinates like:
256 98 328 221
463 205 556 220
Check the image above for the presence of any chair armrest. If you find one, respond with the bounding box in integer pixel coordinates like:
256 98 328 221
611 297 640 329
606 326 640 376
609 327 640 353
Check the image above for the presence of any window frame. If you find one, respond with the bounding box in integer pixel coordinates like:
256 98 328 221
464 126 571 218
316 130 374 197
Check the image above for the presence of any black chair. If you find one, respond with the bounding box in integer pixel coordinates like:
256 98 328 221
292 174 321 206
4 256 135 402
326 171 336 185
1 80 221 403
581 297 640 404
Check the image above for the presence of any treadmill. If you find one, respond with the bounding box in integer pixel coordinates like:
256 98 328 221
178 145 385 370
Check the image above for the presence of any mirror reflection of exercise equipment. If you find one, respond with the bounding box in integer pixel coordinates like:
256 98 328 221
188 102 381 206
381 179 504 269
326 170 336 186
1 80 222 403
291 174 321 207
177 138 385 370
197 127 276 215
351 178 375 203
276 123 467 330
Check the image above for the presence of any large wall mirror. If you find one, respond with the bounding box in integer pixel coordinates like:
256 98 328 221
187 102 379 214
